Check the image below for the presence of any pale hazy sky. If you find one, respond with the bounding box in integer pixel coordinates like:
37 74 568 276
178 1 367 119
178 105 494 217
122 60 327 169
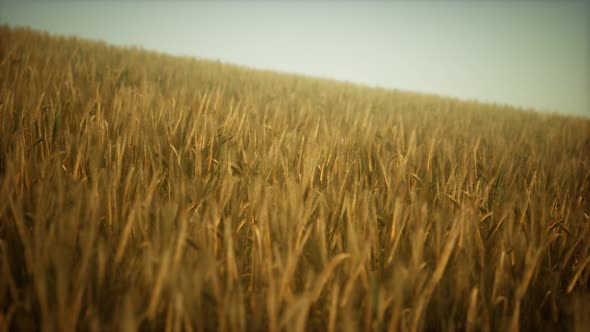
1 1 589 116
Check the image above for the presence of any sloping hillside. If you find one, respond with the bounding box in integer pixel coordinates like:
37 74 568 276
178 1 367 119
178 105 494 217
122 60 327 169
1 26 589 331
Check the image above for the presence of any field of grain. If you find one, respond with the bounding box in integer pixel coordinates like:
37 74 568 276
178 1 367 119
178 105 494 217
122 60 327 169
1 26 589 331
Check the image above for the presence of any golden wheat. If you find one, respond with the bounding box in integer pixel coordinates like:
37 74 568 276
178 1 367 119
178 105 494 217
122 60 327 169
1 25 589 331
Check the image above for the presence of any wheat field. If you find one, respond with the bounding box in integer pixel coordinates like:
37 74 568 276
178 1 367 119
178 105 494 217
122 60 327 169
1 26 589 332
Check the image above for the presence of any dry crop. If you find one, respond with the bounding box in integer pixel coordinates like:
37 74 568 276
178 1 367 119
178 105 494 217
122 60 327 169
1 26 590 331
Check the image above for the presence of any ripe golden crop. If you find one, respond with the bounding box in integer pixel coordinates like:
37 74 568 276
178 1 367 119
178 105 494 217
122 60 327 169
1 26 589 331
